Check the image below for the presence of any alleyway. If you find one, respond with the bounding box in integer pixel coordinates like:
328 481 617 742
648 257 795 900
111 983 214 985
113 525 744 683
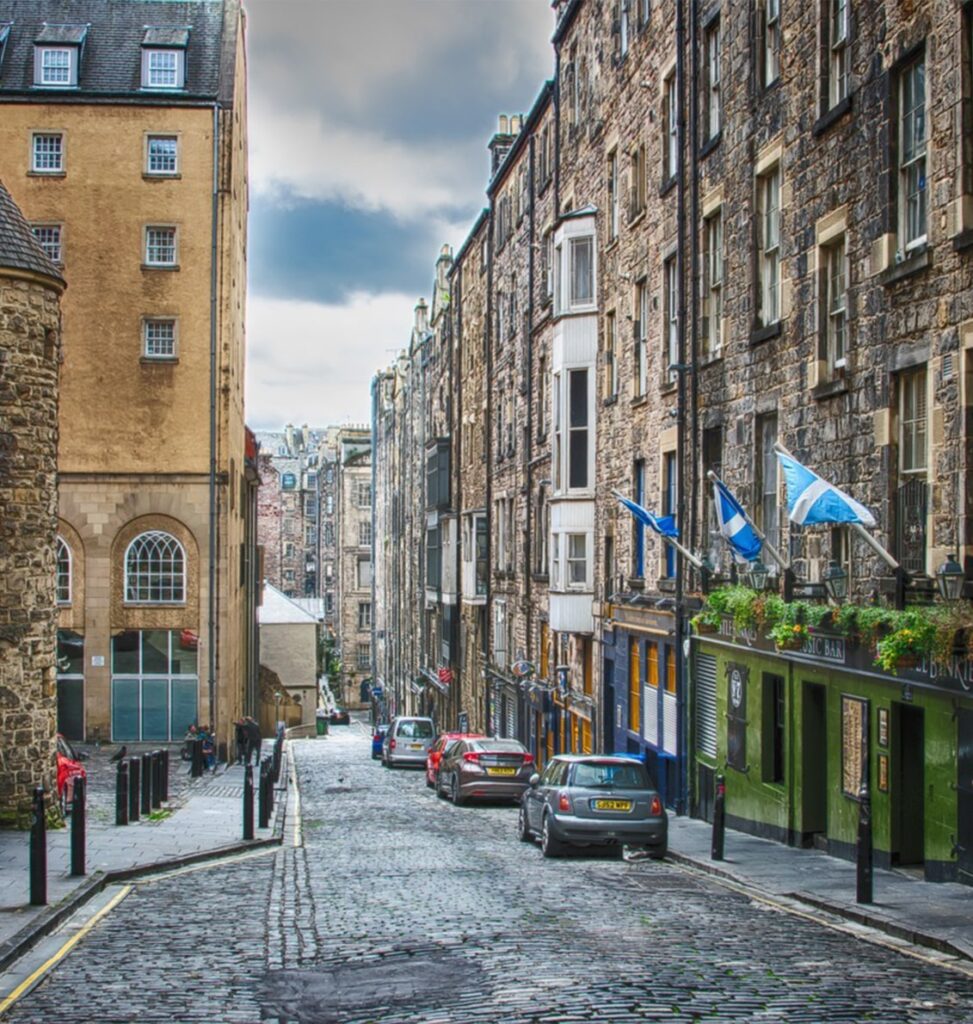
5 731 973 1023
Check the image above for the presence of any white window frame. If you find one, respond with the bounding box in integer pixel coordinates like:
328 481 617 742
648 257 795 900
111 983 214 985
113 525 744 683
146 134 179 176
56 536 72 605
703 210 723 358
31 133 64 174
358 520 372 547
763 0 781 87
608 150 619 241
31 223 63 265
635 280 649 397
357 556 372 589
605 311 619 398
144 225 178 267
829 0 850 109
898 367 928 477
124 531 186 605
567 236 594 310
664 256 678 384
757 165 781 327
824 236 847 373
358 602 372 630
705 20 721 139
553 372 562 490
143 317 177 359
663 71 678 180
35 46 76 87
357 643 371 669
566 533 589 589
898 56 927 252
620 0 630 57
142 48 185 90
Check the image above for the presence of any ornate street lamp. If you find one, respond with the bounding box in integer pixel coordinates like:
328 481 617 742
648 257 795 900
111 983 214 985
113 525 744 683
936 553 965 602
822 560 849 603
744 559 770 592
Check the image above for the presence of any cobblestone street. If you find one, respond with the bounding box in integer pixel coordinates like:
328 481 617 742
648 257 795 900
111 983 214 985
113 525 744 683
6 729 973 1023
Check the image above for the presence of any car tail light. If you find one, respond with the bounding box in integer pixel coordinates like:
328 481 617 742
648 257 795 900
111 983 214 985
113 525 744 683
522 753 535 766
558 792 571 812
650 795 663 816
389 738 396 751
463 752 481 764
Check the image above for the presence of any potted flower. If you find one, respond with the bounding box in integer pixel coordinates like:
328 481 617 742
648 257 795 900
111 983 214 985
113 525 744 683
769 620 810 651
691 607 722 635
873 611 935 674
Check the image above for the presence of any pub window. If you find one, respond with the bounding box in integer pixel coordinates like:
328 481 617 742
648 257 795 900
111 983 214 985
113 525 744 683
762 674 785 784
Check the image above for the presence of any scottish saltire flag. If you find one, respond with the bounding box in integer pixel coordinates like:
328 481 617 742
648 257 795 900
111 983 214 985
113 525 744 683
776 450 876 528
713 476 763 562
614 493 679 537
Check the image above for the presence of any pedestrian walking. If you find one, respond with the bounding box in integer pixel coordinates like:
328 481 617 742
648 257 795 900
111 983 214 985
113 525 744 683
245 717 262 765
234 719 247 764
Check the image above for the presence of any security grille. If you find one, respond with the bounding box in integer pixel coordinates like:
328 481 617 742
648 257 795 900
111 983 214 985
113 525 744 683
695 652 718 758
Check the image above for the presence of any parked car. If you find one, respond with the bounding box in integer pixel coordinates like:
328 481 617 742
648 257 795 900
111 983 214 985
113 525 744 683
329 707 351 726
425 732 484 788
56 733 87 815
518 754 668 859
382 716 436 768
371 723 390 760
437 737 534 805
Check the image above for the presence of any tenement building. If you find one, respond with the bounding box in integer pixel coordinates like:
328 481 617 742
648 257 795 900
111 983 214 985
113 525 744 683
372 0 973 886
0 181 64 820
0 0 254 750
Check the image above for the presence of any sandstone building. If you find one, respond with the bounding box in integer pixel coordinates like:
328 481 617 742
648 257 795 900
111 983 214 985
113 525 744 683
0 180 64 819
0 0 253 751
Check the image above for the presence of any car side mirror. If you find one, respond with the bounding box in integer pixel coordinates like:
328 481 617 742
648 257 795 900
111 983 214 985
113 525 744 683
529 773 540 787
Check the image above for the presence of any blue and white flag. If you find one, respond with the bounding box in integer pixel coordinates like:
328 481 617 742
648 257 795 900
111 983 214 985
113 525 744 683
712 476 763 562
775 449 876 528
614 492 679 538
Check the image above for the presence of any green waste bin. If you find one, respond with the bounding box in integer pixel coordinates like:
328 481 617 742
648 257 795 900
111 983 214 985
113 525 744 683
316 714 329 737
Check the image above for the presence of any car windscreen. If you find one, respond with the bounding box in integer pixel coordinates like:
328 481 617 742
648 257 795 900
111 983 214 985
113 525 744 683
397 720 434 738
571 761 650 790
473 739 525 754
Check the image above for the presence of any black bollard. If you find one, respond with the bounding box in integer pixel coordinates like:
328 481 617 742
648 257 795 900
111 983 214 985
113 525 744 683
128 756 140 822
243 763 254 840
116 760 129 826
161 748 170 802
191 737 204 778
272 738 281 784
856 783 873 904
29 786 47 906
257 761 269 829
71 776 86 876
265 757 275 813
711 773 726 861
151 751 162 809
141 752 152 816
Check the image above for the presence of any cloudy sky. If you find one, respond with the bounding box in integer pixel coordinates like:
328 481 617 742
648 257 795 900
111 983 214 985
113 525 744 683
245 0 555 429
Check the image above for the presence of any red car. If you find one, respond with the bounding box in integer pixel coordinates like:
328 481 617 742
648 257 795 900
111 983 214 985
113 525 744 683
56 733 87 815
425 732 485 788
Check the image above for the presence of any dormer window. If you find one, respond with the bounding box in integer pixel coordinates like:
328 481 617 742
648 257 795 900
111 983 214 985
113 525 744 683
33 24 87 88
141 27 189 91
0 24 13 72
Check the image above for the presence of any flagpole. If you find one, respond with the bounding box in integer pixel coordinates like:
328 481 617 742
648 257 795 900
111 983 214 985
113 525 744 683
772 442 900 571
611 489 704 570
706 471 789 572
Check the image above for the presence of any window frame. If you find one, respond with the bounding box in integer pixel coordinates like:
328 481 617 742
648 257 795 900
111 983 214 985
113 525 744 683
144 225 178 268
663 70 679 182
142 317 178 360
145 134 179 177
828 0 850 110
604 310 619 399
703 209 723 359
898 55 927 253
703 19 721 142
755 413 780 553
663 256 678 385
124 530 186 605
757 165 781 328
608 149 619 241
823 235 847 374
31 223 63 265
141 47 185 91
634 279 649 397
56 536 72 605
35 45 76 87
898 366 928 477
762 0 781 88
31 132 64 174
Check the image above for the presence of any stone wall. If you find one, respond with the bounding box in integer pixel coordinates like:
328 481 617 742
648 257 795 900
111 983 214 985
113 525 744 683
0 271 61 819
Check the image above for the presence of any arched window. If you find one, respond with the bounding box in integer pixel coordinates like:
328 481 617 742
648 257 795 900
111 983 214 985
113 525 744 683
56 536 71 604
125 531 185 603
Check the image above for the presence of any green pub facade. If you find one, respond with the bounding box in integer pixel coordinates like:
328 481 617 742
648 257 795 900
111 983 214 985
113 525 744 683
692 620 973 886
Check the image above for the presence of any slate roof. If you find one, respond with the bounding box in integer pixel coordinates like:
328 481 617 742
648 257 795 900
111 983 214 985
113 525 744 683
0 178 64 283
0 0 234 100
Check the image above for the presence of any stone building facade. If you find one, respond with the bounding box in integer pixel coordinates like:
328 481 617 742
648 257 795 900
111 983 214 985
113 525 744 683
0 0 254 751
372 0 973 882
0 180 64 820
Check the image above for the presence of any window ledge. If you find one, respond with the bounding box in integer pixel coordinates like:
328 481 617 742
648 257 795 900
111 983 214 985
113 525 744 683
658 175 678 198
699 132 721 159
140 356 178 365
813 94 852 137
750 321 782 345
700 350 723 367
954 230 973 253
659 381 677 395
531 572 550 583
812 377 849 401
626 576 645 591
604 237 619 254
627 209 646 229
602 394 619 407
143 173 182 181
141 263 180 272
27 170 65 178
879 245 930 287
630 394 649 407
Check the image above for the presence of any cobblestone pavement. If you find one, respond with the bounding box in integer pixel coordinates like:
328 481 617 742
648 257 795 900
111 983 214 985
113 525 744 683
7 730 973 1023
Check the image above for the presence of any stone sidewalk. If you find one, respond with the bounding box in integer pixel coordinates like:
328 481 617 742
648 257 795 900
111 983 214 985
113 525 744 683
666 815 973 963
0 744 290 971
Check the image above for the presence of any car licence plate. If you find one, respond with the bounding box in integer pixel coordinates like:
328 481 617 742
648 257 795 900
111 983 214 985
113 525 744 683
593 799 632 812
486 767 517 776
409 743 423 750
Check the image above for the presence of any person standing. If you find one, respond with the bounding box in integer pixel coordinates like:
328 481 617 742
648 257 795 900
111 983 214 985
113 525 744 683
234 719 247 764
245 717 262 765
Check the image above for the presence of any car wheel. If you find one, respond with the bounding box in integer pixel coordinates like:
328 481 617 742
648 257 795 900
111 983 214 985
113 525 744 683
450 775 465 807
541 813 565 858
648 843 667 861
518 803 533 843
425 771 435 789
436 773 448 799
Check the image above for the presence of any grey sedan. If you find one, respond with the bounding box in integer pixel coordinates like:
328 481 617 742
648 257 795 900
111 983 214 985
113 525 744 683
437 737 535 805
519 755 668 858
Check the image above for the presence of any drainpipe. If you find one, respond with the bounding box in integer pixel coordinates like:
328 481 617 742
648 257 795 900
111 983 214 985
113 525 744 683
485 212 495 735
525 130 536 745
453 270 463 728
370 376 378 708
674 0 688 816
208 102 220 731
